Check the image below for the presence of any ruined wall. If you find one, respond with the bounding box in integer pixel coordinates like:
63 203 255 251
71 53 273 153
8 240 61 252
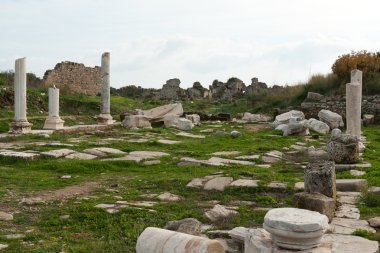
157 78 182 100
43 61 101 95
301 95 380 121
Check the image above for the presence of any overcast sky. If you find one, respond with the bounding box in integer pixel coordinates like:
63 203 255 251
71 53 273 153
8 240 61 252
0 0 379 88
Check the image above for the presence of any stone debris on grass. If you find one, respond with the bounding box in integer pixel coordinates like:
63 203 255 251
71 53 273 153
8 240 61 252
204 177 234 191
4 234 25 239
65 152 97 160
200 129 214 133
0 212 13 221
0 244 8 250
208 157 254 165
95 203 116 209
267 181 287 189
228 227 250 242
350 170 366 176
368 217 380 228
41 148 76 158
157 192 182 202
60 175 72 179
235 154 260 160
157 139 181 145
164 218 202 235
186 178 210 188
178 156 254 167
0 150 40 160
211 151 241 156
142 160 161 165
176 132 205 139
105 151 169 162
20 197 45 205
230 179 259 188
127 138 149 143
60 215 70 220
36 141 74 147
115 200 157 207
205 204 239 222
83 147 125 157
330 218 375 235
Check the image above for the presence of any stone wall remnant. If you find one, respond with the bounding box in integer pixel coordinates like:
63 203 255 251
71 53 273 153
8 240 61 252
42 61 101 95
158 78 182 100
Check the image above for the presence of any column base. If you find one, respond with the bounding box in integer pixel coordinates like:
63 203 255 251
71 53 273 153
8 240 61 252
9 120 32 134
43 117 65 130
97 114 115 125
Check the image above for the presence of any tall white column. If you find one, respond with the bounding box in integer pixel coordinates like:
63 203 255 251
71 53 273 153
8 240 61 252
346 69 362 137
97 52 114 125
43 87 64 130
346 82 361 137
10 57 32 134
351 69 362 99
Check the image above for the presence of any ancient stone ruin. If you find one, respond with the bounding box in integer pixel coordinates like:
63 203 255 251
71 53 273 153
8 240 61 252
42 61 101 95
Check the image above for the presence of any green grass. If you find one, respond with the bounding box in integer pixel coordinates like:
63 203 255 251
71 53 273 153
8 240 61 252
0 122 380 252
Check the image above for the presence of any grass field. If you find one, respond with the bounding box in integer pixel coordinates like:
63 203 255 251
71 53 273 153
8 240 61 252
0 120 379 252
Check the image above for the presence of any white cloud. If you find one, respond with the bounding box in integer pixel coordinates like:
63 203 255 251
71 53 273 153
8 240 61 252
0 0 379 88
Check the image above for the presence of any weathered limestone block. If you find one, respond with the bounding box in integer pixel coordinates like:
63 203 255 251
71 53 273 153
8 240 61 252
164 114 180 127
318 109 344 129
121 115 152 129
346 82 361 137
263 208 328 250
336 179 368 192
363 114 374 126
136 227 226 253
10 57 32 134
275 122 309 136
272 110 305 128
327 132 359 164
205 204 238 222
185 114 201 125
204 177 233 191
175 118 194 131
293 192 335 222
306 118 330 135
244 228 273 253
164 218 202 236
242 112 272 122
304 161 336 199
306 92 324 101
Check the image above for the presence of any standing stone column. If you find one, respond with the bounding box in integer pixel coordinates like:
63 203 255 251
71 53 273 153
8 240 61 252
97 52 114 125
9 57 32 134
346 82 361 137
346 69 362 137
43 86 64 130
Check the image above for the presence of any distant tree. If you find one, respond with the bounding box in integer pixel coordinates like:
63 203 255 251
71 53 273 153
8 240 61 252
332 50 380 80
